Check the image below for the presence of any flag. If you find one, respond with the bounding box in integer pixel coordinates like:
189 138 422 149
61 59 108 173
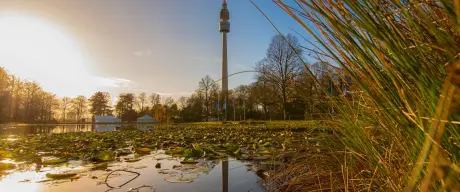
216 99 220 110
223 97 227 110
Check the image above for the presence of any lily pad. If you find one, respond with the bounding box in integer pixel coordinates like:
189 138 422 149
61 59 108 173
46 172 77 179
261 142 271 147
184 148 203 158
250 155 271 161
0 162 15 170
43 158 67 165
190 166 208 173
135 148 151 154
164 173 199 183
134 165 148 169
94 151 114 162
125 158 142 163
165 147 185 155
91 162 108 170
180 159 199 164
0 150 13 158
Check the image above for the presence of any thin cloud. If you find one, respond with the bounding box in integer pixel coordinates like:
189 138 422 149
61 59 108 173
93 77 132 88
133 49 152 57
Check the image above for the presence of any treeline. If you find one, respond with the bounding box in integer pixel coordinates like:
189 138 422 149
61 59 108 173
0 34 350 123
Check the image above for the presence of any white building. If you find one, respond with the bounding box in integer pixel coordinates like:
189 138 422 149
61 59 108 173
137 115 154 123
94 116 121 123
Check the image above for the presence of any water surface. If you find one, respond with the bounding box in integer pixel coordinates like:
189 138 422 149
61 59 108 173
0 125 266 192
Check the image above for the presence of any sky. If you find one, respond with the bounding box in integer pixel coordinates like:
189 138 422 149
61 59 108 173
0 0 312 99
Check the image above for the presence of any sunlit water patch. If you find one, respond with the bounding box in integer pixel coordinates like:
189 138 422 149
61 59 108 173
0 151 264 192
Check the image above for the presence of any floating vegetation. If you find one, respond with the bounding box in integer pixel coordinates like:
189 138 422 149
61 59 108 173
135 148 151 154
90 162 108 170
0 162 14 171
125 158 142 163
42 158 67 165
0 126 316 166
45 172 78 179
180 159 199 164
163 173 197 183
0 125 325 191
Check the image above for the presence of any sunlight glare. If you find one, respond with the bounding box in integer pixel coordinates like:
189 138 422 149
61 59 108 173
0 13 97 97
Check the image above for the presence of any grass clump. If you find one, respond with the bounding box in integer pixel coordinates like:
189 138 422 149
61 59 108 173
266 0 460 191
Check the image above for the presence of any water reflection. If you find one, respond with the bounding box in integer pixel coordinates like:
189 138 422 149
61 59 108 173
0 151 264 192
0 124 155 136
94 125 116 132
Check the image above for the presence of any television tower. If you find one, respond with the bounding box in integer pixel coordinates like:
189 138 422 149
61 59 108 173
219 0 230 121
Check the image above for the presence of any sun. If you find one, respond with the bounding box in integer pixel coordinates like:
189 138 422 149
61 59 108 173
0 12 95 97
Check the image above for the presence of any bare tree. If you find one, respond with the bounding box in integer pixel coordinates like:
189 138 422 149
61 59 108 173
162 96 176 123
198 75 218 121
178 96 187 110
72 95 87 122
0 68 9 121
61 97 71 122
149 93 160 108
23 81 42 121
256 34 303 120
137 92 147 113
9 75 23 121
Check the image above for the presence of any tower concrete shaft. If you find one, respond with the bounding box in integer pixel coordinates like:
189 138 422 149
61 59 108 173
219 0 230 120
222 32 228 96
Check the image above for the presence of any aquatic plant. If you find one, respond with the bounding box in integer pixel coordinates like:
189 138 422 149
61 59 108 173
269 0 460 190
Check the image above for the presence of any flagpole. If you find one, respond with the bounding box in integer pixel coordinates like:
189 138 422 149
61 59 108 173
217 98 220 122
224 96 227 121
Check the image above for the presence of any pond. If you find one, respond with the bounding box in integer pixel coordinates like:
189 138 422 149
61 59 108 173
0 124 155 136
0 150 264 192
0 124 294 192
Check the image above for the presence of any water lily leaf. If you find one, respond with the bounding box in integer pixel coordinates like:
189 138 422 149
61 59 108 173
190 166 208 173
184 148 203 158
158 169 173 174
0 162 15 170
165 147 185 155
94 151 115 162
250 155 271 161
91 162 108 170
135 148 151 154
261 142 271 147
258 150 272 155
180 159 198 164
125 158 142 163
134 165 148 169
233 148 241 156
46 172 77 179
116 150 132 156
43 158 67 165
0 150 13 158
192 143 201 149
164 173 198 183
207 154 223 160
